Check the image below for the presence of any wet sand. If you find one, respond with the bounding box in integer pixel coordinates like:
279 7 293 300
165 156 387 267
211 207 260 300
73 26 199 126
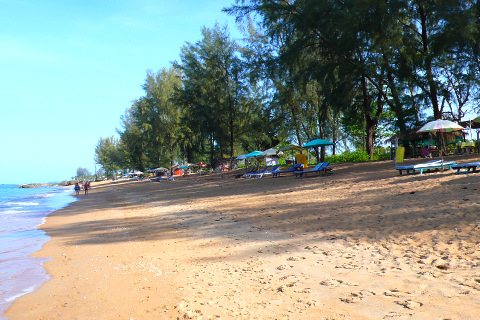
6 156 480 319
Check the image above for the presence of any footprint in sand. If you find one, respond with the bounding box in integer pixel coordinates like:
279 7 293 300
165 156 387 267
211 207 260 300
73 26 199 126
383 311 408 319
277 282 297 292
320 279 344 287
287 256 306 261
395 300 423 309
339 290 375 304
320 279 360 287
276 264 293 270
383 289 411 298
335 262 360 270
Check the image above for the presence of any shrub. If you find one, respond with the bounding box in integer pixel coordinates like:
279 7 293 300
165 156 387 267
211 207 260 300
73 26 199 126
326 151 370 163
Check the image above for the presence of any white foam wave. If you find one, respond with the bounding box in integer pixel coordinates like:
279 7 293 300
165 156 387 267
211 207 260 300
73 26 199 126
0 210 27 215
6 202 39 206
5 285 37 302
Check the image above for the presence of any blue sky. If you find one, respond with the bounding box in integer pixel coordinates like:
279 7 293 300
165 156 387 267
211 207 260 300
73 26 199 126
0 0 241 184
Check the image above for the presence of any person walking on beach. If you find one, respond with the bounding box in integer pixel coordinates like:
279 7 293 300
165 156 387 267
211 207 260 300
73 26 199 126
74 182 80 196
83 181 90 195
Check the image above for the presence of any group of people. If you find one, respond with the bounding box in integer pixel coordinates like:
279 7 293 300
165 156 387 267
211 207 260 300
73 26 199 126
74 180 90 196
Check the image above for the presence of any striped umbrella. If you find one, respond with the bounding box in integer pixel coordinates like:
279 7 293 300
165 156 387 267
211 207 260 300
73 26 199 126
417 119 464 167
417 119 464 133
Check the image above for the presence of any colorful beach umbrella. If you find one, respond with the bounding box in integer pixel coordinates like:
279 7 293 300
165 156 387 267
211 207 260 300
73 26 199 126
417 119 464 133
302 139 334 148
279 144 302 151
245 151 262 158
236 154 247 160
417 119 464 167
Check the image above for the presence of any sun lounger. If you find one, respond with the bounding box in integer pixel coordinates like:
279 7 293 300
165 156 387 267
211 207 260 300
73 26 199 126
234 167 257 178
272 163 303 178
294 162 332 178
395 160 456 175
249 165 280 178
150 175 174 182
244 167 269 178
451 162 480 174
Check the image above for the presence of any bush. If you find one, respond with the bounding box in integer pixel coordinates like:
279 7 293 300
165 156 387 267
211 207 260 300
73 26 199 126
326 151 370 163
325 148 391 163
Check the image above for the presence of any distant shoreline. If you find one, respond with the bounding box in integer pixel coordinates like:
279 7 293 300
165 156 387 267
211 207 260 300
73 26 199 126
19 181 77 188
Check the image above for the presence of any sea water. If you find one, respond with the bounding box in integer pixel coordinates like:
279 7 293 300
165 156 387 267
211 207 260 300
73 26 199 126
0 184 76 319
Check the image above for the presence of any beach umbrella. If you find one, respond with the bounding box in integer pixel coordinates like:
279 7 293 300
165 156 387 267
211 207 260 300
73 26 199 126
279 144 302 151
302 139 334 148
417 119 464 133
245 150 262 158
302 139 334 164
467 116 480 134
279 144 302 163
417 119 464 166
179 165 189 169
236 154 247 160
260 148 283 157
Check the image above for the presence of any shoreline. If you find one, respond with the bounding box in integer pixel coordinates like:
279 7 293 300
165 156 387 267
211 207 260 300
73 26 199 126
0 185 77 319
6 157 480 319
19 181 78 188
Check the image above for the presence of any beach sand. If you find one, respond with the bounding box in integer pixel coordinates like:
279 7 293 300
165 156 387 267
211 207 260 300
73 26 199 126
6 156 480 319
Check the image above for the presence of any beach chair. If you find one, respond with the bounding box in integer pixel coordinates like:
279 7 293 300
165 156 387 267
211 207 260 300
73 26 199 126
294 162 332 178
249 165 280 178
295 154 308 169
244 167 268 178
150 175 175 182
451 162 480 174
234 167 257 178
272 163 303 178
395 160 456 175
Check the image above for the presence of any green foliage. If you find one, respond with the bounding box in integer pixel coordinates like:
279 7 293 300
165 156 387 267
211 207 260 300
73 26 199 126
326 147 391 163
95 1 480 170
326 151 371 164
94 136 121 177
76 167 91 178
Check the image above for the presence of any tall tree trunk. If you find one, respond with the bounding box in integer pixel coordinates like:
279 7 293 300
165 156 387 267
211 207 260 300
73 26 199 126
386 69 407 133
229 116 234 170
169 139 174 175
365 117 376 159
418 1 441 119
210 134 215 170
319 124 326 162
186 146 193 164
362 74 384 159
288 103 303 147
418 2 446 154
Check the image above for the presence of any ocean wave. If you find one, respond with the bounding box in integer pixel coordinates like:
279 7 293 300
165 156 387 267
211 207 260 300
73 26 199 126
5 202 40 206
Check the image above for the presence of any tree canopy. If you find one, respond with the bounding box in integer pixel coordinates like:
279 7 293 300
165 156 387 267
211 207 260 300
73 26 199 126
95 1 480 175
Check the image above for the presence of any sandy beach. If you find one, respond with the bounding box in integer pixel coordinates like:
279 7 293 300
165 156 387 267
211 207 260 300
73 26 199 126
6 156 480 319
